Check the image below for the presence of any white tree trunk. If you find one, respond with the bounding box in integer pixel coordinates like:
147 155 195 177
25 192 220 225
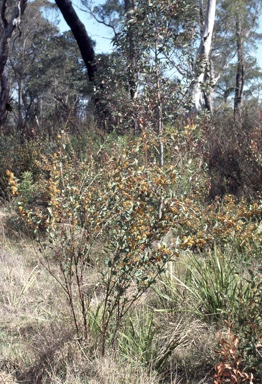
192 0 216 112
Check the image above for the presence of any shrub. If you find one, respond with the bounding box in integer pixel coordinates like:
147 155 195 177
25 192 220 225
206 110 262 199
213 321 257 384
15 132 179 354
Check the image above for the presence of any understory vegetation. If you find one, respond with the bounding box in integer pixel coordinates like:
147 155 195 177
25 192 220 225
0 109 261 384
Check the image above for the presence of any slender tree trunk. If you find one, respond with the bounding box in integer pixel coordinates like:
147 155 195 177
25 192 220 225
0 71 9 126
17 76 25 139
234 17 245 120
0 0 28 126
124 0 139 134
192 0 216 113
124 0 136 99
55 0 96 81
154 27 164 219
203 60 214 113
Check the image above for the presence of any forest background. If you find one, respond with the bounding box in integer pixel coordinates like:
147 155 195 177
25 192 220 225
0 1 262 383
60 1 262 63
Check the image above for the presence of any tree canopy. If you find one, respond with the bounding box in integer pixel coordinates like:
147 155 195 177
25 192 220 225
0 0 262 130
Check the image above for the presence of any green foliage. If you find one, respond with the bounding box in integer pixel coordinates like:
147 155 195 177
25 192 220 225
230 269 262 376
186 250 259 321
93 0 197 133
118 308 197 375
215 58 262 104
118 309 157 367
0 133 49 198
16 172 35 204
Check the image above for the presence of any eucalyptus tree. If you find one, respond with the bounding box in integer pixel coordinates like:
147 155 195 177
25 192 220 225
230 0 262 118
46 31 94 132
211 0 262 117
1 0 97 131
0 0 28 126
192 0 216 113
8 1 93 138
190 0 262 114
82 0 139 98
8 0 59 136
85 0 197 122
215 57 262 104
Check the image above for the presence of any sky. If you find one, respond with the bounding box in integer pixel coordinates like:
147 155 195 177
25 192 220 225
58 1 114 54
57 1 262 67
257 19 262 67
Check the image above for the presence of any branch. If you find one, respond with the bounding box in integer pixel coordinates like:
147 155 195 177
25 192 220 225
55 0 96 81
76 3 117 37
1 0 8 28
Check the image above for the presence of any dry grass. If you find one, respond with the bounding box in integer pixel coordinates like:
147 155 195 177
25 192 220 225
0 206 243 384
0 371 17 384
0 208 160 383
86 354 160 384
0 207 73 382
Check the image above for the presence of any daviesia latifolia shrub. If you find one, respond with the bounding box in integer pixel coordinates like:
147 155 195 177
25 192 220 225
8 133 179 348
